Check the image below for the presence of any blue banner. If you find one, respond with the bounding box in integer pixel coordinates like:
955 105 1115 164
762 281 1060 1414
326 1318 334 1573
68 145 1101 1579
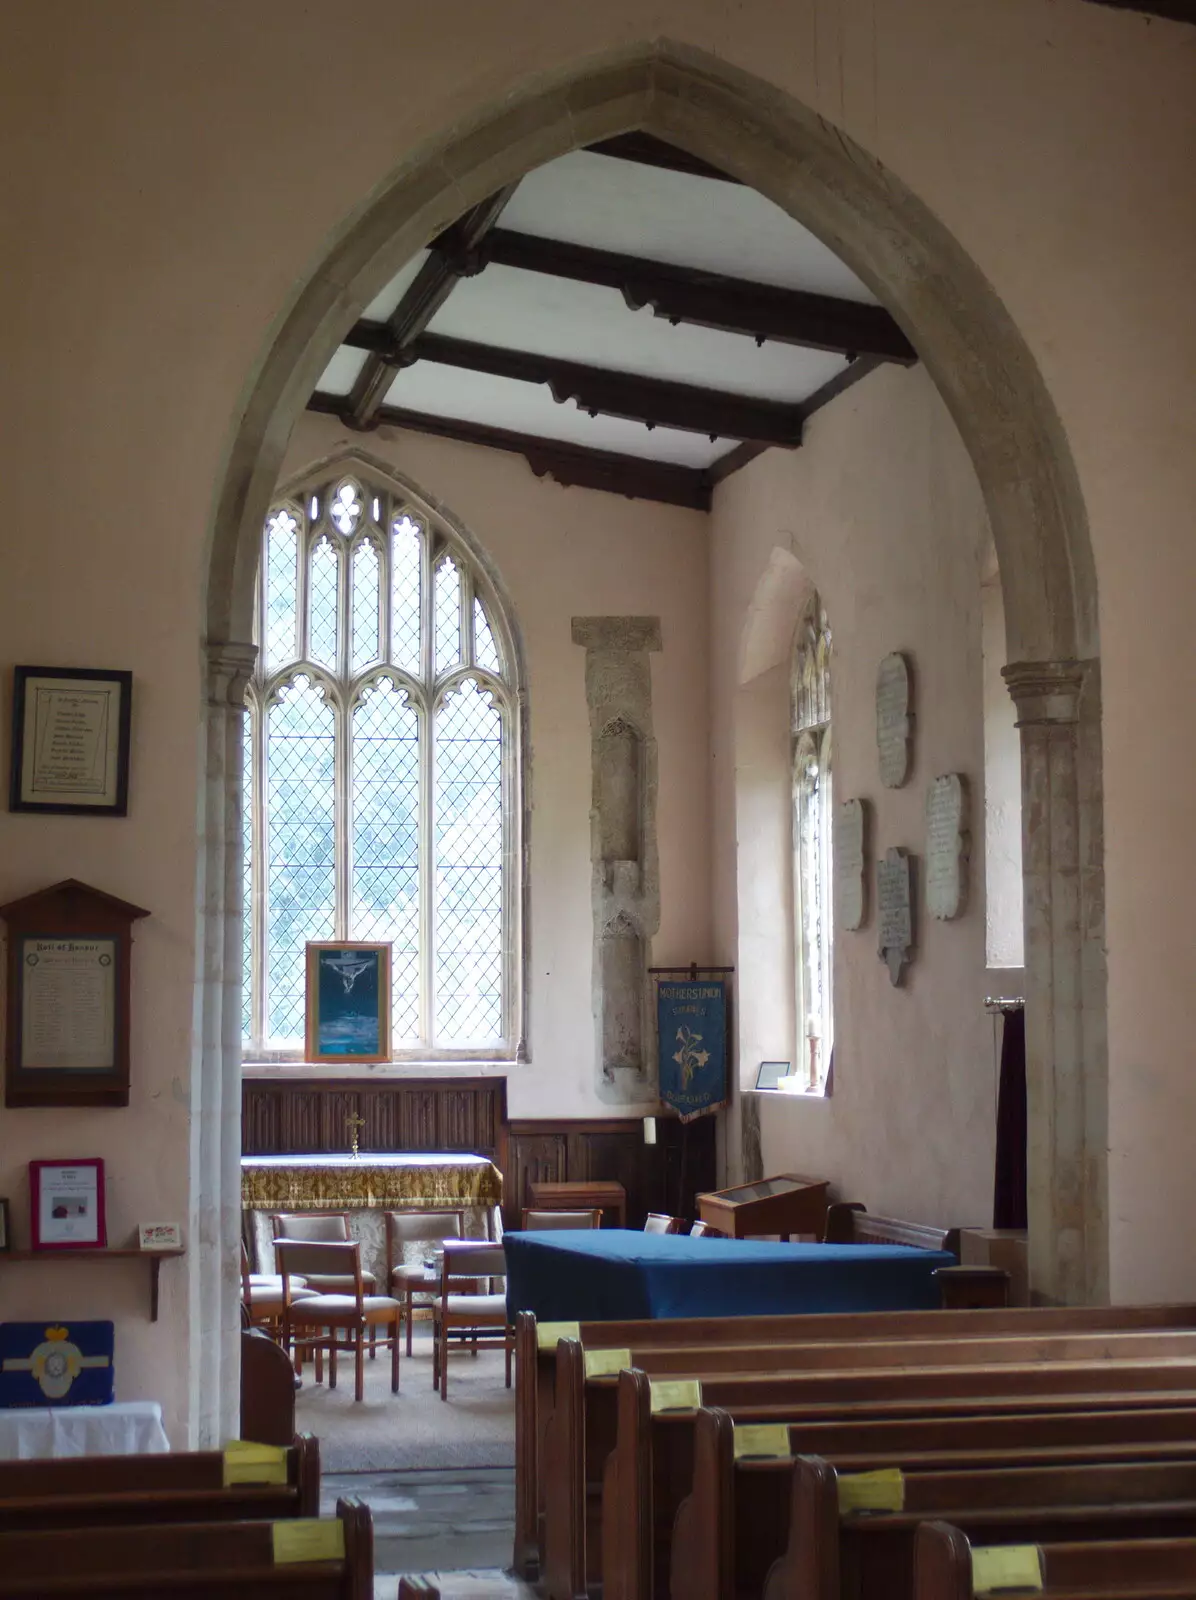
0 1321 115 1407
657 979 728 1121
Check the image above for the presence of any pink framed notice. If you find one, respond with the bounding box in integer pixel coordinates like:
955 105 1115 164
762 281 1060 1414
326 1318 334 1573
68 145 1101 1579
29 1159 106 1251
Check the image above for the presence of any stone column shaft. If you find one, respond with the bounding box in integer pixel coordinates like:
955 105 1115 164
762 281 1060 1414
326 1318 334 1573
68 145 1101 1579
1005 659 1108 1306
191 639 256 1444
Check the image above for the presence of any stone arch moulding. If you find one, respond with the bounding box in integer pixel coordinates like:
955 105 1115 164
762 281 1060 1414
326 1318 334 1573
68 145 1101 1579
198 36 1106 1438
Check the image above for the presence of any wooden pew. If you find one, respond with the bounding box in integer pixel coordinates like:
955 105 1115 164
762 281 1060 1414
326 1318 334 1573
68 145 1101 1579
667 1400 1196 1600
241 1324 297 1446
545 1338 1196 1600
915 1521 1196 1600
769 1455 1196 1600
0 1435 320 1530
514 1301 1196 1579
0 1494 371 1598
823 1202 962 1260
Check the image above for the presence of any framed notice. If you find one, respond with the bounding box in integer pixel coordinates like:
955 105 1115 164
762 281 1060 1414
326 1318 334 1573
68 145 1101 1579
305 942 392 1064
9 666 132 816
29 1159 107 1250
1 879 149 1107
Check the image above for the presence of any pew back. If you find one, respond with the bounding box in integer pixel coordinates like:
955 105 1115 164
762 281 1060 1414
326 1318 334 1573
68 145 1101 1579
0 1437 320 1529
0 1495 371 1598
915 1521 1196 1600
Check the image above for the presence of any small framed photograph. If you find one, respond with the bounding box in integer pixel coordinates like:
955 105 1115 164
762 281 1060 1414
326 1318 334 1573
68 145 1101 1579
0 1199 10 1253
756 1060 792 1091
29 1159 106 1251
137 1221 182 1252
9 666 133 816
305 942 392 1064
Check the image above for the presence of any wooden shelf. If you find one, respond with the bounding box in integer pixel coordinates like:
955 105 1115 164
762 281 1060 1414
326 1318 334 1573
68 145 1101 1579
1 1248 184 1321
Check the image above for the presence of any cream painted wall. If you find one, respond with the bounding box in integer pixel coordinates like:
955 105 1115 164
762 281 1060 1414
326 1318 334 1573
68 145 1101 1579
711 364 998 1226
273 413 712 1118
0 0 1193 1439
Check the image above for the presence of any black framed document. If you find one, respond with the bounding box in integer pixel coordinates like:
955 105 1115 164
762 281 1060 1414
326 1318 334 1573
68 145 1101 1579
9 666 132 816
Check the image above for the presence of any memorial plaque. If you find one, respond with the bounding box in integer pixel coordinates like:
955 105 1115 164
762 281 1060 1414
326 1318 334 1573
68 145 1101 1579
876 653 913 788
926 773 970 920
877 847 913 986
834 798 867 931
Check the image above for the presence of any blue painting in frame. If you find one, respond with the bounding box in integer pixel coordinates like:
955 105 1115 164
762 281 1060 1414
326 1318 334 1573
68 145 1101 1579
657 978 728 1121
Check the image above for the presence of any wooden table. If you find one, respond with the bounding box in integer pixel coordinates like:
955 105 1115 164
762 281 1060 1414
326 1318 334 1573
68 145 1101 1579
527 1180 627 1228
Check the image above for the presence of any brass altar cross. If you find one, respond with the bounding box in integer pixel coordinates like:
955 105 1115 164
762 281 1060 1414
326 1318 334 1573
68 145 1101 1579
345 1112 366 1161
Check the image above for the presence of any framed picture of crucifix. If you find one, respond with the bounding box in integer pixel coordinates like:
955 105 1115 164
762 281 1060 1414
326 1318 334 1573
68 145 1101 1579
304 942 391 1064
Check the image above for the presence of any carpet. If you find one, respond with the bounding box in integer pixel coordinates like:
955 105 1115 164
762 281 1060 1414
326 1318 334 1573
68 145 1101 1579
296 1325 514 1473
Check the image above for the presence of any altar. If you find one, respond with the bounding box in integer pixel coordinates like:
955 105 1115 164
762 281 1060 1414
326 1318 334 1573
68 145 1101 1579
241 1153 503 1287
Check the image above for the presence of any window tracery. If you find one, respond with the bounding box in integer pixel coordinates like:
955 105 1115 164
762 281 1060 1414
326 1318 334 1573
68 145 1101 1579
242 467 520 1059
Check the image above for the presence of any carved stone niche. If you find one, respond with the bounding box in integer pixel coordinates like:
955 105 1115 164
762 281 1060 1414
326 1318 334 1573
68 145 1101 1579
572 616 662 1103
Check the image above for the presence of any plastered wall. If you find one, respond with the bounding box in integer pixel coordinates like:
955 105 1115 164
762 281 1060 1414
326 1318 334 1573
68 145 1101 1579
0 0 1193 1439
710 364 998 1225
272 413 712 1117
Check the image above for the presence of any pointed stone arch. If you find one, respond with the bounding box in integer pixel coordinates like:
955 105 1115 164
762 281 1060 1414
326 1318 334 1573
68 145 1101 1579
198 36 1105 1439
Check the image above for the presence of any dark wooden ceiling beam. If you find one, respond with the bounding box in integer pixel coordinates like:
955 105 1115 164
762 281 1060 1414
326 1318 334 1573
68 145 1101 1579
481 230 916 364
1081 1 1194 20
344 326 805 445
585 133 741 183
345 185 518 430
309 390 712 510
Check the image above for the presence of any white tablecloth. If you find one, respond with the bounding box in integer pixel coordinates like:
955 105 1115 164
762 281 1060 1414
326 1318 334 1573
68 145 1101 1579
0 1400 169 1459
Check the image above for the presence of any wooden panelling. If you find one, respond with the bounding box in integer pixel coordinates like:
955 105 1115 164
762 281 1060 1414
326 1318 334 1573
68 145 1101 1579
241 1077 508 1166
506 1115 717 1232
240 1077 718 1231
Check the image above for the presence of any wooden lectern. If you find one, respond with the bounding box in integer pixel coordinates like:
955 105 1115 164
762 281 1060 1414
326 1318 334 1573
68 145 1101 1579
697 1174 830 1240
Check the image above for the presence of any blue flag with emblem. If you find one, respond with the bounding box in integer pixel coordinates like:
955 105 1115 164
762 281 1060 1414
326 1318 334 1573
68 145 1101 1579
657 978 728 1121
0 1321 115 1407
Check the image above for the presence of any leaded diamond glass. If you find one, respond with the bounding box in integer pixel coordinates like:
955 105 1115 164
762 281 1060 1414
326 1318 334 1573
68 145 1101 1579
308 537 340 670
245 467 517 1061
434 555 462 674
391 516 422 675
473 598 501 673
434 678 503 1043
265 508 299 669
265 676 336 1042
351 539 381 673
351 678 421 1041
331 479 363 535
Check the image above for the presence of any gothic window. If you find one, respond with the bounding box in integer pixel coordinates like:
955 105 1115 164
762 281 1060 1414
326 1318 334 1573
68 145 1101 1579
242 466 521 1060
791 596 833 1091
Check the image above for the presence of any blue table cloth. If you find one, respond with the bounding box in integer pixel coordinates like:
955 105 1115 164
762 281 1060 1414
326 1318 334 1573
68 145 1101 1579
503 1229 955 1322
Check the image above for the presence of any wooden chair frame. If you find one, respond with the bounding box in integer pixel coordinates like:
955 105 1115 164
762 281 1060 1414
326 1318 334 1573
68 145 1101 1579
433 1240 513 1402
277 1238 400 1403
384 1207 467 1358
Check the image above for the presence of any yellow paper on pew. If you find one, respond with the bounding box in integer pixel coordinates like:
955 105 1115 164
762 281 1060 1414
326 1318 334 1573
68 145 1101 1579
585 1347 632 1378
971 1545 1044 1595
649 1379 702 1414
223 1441 289 1485
836 1468 905 1515
272 1518 346 1565
537 1320 582 1351
733 1423 792 1460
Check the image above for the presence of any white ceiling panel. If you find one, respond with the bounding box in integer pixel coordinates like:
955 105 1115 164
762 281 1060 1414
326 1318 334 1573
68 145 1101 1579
383 362 735 469
359 250 431 322
315 345 369 396
504 151 878 303
429 266 848 403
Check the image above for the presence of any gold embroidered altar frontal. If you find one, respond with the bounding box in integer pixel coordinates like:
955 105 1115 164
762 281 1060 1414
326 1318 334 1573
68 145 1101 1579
241 1154 502 1212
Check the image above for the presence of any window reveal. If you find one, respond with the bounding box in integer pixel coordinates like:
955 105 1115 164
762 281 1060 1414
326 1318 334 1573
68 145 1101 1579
791 596 833 1092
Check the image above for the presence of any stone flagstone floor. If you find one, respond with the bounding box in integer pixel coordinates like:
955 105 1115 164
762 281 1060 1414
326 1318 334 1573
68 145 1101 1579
322 1466 536 1599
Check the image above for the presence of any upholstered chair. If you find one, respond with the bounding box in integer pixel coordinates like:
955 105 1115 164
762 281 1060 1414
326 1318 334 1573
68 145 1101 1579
276 1238 401 1403
432 1241 513 1401
270 1212 378 1293
384 1209 466 1357
520 1209 602 1231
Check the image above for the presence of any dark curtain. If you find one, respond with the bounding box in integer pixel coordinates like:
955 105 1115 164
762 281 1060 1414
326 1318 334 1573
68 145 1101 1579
992 1007 1028 1230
